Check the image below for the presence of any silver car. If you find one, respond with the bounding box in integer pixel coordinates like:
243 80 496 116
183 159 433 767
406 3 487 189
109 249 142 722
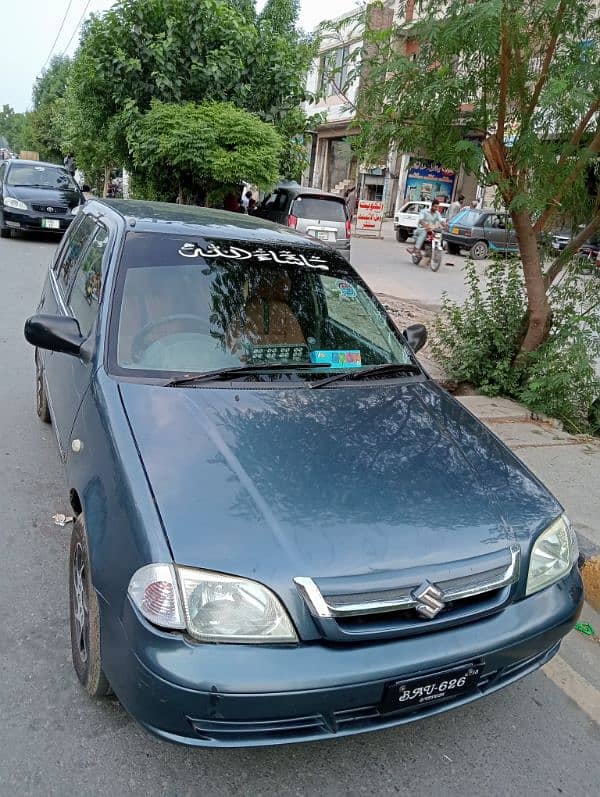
256 185 351 261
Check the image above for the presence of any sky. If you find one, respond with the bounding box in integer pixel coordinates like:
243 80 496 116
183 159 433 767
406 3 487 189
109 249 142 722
0 0 358 113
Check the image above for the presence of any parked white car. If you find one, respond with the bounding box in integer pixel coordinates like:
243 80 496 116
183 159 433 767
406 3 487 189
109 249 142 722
394 200 449 242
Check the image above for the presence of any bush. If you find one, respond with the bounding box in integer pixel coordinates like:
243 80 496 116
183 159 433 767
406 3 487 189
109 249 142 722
432 258 600 434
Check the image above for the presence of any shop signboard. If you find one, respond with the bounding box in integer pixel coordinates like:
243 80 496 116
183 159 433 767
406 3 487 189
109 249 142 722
404 159 456 203
355 199 384 237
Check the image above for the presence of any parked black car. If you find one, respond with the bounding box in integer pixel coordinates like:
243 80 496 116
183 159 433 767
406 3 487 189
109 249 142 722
255 183 351 261
0 159 84 238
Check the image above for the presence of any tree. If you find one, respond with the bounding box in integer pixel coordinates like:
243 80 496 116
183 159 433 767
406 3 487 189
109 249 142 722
348 0 600 357
62 0 313 185
0 105 34 153
127 101 282 203
28 55 72 162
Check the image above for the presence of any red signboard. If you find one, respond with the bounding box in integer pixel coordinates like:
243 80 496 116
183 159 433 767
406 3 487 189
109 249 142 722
355 200 384 236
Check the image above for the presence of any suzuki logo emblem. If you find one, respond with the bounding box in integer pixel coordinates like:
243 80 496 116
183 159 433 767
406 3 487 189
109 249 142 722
412 580 445 619
46 206 55 213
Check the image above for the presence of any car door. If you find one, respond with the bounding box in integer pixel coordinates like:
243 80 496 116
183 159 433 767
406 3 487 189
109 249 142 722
482 213 505 251
43 217 109 457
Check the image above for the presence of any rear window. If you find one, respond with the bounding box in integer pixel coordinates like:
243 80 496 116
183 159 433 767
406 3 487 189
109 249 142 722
292 196 347 222
453 210 482 227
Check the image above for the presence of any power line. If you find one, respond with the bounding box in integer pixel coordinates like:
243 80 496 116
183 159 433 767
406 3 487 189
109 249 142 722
41 0 75 72
61 0 94 55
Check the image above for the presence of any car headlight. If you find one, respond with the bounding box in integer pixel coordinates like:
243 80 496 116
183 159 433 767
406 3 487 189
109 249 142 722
3 196 27 210
128 564 297 643
526 514 579 596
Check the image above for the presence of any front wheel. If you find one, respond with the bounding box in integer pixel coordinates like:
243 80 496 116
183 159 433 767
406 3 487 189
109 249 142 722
69 516 112 698
430 247 442 272
469 240 489 260
396 227 409 242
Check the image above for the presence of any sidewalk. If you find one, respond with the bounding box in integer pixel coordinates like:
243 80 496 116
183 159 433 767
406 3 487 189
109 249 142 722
456 395 600 610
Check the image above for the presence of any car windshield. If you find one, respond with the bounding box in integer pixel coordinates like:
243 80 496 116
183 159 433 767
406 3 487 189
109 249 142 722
7 163 77 189
452 209 481 227
110 234 412 380
291 196 347 222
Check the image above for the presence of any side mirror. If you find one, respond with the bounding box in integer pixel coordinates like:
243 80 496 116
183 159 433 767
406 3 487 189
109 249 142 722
403 323 428 353
24 314 85 357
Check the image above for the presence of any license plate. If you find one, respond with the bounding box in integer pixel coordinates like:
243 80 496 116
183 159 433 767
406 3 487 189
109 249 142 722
309 230 332 241
452 226 459 234
380 663 482 714
42 219 60 230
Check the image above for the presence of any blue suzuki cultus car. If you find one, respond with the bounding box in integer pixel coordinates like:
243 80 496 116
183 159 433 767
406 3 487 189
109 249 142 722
25 200 582 747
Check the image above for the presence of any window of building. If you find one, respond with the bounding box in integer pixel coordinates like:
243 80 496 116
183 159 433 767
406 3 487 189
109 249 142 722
319 46 351 97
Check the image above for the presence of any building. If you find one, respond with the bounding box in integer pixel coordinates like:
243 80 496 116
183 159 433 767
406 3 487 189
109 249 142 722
304 1 479 215
303 2 395 202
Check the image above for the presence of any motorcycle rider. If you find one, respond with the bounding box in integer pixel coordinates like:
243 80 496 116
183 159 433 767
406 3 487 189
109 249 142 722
409 199 445 254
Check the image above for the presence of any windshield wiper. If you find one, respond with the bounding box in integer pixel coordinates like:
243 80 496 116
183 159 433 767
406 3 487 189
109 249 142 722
309 362 422 389
164 361 331 387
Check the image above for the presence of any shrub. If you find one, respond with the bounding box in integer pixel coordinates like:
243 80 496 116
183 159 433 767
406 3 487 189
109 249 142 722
432 259 600 433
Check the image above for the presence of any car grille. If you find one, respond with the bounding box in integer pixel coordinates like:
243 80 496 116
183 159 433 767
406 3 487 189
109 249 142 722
31 204 68 214
186 643 558 745
295 546 520 642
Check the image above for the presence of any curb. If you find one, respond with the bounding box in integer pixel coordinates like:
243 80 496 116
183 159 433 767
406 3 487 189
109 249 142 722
578 535 600 612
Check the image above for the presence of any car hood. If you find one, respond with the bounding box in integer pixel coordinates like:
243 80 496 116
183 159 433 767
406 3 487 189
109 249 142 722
118 380 560 590
6 184 81 207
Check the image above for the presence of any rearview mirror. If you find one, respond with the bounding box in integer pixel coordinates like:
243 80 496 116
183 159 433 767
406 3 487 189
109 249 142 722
402 323 428 353
24 314 85 357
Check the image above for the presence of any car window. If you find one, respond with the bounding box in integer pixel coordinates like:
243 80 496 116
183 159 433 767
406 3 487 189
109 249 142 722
402 203 423 214
68 226 109 337
56 214 98 293
292 196 347 222
6 162 78 190
484 214 507 229
111 234 412 378
453 210 481 227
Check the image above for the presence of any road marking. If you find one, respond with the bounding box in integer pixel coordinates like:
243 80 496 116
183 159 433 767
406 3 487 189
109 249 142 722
543 655 600 724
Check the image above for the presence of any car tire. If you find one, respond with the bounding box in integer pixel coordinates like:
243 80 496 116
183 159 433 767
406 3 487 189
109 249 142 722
396 228 409 242
69 516 112 698
469 241 489 260
35 352 51 424
447 243 461 255
0 225 11 238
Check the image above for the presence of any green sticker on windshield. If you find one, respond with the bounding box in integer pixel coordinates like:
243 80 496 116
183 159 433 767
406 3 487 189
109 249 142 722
310 350 361 368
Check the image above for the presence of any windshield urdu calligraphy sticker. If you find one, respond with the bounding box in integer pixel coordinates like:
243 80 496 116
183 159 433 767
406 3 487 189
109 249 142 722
178 242 329 270
310 350 362 368
248 344 309 363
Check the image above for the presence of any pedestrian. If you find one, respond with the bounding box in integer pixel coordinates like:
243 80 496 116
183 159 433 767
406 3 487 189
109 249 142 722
241 190 253 213
223 191 242 213
63 152 76 176
447 194 465 221
344 186 357 219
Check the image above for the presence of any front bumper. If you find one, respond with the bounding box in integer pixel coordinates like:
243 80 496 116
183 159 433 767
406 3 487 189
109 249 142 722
100 567 582 747
2 207 75 233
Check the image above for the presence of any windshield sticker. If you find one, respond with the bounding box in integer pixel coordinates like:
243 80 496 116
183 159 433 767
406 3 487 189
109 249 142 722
247 344 309 363
310 350 362 368
178 242 329 270
337 280 357 299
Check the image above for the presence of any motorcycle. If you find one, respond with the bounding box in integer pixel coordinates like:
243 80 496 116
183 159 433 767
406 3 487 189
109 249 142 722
411 229 443 271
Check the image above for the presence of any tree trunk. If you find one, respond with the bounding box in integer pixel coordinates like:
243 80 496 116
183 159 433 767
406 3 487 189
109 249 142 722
511 210 552 355
103 165 111 198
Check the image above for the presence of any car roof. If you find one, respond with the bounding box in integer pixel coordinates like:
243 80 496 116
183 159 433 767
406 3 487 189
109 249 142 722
92 198 350 250
6 159 68 169
275 185 346 201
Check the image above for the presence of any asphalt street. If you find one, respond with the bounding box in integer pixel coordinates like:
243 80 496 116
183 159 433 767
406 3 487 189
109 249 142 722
0 230 599 797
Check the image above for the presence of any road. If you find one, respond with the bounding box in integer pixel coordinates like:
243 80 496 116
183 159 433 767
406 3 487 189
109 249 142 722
1 231 599 797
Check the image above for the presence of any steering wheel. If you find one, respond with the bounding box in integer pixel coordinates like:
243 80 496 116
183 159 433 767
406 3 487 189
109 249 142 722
131 314 212 362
